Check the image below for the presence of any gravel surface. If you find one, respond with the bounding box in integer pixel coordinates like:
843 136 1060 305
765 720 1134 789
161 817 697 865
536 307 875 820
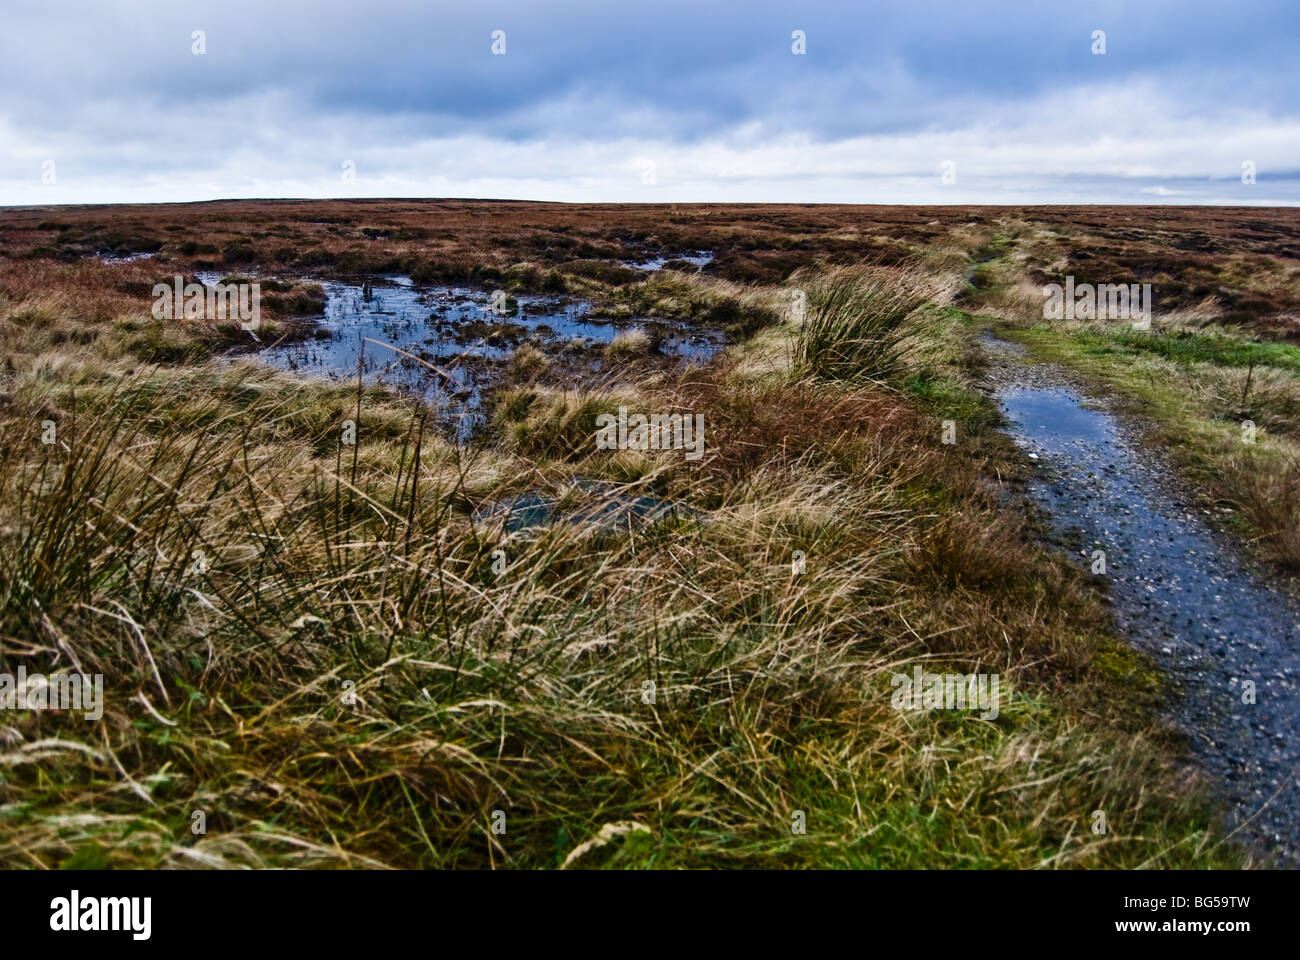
982 332 1300 867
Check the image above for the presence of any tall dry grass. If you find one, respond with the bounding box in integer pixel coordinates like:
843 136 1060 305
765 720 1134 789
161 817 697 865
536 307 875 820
791 264 951 383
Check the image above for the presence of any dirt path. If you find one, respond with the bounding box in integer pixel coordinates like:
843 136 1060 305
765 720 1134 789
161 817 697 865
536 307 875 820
981 332 1300 867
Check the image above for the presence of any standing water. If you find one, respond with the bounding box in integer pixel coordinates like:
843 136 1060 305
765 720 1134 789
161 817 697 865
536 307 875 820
203 274 726 438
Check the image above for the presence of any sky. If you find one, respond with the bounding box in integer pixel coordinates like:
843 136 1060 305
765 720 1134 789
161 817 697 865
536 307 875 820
2 0 1298 206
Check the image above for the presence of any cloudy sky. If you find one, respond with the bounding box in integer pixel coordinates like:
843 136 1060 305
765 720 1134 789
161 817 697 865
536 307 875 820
2 0 1298 205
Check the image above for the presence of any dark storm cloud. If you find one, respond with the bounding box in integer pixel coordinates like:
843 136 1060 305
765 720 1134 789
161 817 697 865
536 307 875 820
2 0 1297 203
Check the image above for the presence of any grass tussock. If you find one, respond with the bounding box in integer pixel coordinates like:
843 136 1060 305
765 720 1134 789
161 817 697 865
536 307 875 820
605 328 653 360
792 264 952 383
505 342 550 381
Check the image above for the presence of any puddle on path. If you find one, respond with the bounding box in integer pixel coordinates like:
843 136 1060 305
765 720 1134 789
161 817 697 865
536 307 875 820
988 334 1300 865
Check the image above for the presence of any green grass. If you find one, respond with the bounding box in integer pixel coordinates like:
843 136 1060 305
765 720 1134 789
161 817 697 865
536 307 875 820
1072 328 1300 374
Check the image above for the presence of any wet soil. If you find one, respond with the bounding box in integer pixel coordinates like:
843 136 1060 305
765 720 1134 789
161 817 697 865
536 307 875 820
982 331 1300 867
